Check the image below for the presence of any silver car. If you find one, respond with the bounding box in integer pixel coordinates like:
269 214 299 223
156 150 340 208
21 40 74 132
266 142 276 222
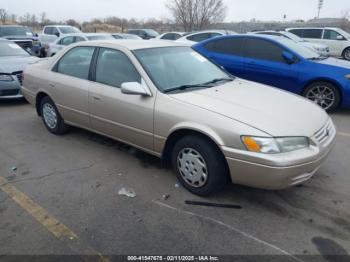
0 39 39 99
22 40 336 195
47 33 115 57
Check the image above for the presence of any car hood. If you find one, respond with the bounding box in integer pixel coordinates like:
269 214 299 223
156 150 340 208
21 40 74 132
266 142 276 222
0 56 40 73
315 57 350 70
3 36 34 40
169 79 328 137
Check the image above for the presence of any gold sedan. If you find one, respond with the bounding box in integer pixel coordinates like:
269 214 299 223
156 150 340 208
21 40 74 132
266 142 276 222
22 40 336 195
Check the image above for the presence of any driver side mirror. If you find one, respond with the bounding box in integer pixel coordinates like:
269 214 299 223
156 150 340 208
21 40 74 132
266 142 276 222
282 51 297 64
121 82 150 96
55 32 60 37
336 35 345 41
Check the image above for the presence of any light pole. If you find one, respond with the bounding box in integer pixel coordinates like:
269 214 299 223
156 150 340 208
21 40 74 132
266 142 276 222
317 0 324 19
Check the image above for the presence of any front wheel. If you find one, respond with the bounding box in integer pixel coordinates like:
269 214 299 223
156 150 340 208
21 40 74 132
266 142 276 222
303 82 340 112
171 135 230 196
40 96 69 134
342 47 350 61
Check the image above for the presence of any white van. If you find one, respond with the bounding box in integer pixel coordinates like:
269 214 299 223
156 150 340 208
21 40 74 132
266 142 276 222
42 25 81 38
286 27 350 60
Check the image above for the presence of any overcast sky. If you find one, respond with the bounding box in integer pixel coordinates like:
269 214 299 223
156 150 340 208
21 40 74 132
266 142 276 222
0 0 349 22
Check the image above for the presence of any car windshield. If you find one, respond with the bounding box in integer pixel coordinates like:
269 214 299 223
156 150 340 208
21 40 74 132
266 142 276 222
134 47 231 92
0 42 30 57
59 27 81 34
277 38 321 59
86 35 115 40
0 26 33 37
144 29 159 37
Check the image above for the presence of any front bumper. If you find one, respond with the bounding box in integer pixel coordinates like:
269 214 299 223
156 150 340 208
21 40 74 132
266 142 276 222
222 119 336 189
0 77 23 99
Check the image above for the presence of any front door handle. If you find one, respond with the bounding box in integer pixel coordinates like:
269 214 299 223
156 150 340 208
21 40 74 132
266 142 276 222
93 96 101 101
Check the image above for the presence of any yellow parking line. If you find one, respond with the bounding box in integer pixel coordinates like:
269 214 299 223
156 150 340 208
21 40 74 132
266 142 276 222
338 132 350 138
0 176 109 262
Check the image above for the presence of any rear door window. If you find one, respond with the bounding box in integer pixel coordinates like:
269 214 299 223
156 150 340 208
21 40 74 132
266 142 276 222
205 38 244 56
288 29 303 37
303 29 323 39
243 38 285 62
55 47 95 80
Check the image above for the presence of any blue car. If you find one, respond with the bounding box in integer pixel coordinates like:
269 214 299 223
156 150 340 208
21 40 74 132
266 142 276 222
193 34 350 111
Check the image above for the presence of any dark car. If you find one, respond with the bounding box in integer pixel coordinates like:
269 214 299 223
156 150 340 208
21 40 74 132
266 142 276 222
126 29 159 40
193 34 350 111
0 25 41 56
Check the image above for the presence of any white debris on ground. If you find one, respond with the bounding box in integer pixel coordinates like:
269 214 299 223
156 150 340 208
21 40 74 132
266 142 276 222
118 188 136 198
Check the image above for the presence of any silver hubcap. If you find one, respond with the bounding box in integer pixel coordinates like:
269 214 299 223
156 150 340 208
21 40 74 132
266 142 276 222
344 49 350 60
305 85 335 110
177 148 208 188
43 103 57 129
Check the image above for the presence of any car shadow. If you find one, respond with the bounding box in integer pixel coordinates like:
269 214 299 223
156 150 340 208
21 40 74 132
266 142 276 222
0 98 27 107
330 108 350 116
69 126 163 169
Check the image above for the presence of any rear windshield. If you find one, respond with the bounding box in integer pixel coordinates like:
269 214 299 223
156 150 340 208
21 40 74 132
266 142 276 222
86 35 115 40
0 41 30 57
0 26 33 37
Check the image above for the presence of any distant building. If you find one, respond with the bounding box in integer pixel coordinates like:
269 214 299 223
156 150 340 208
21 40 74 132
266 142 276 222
308 18 349 23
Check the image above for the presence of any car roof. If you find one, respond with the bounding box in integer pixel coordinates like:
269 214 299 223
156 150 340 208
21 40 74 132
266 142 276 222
0 25 28 28
75 39 186 50
57 33 110 38
186 30 234 35
287 27 341 30
45 25 75 27
161 32 185 34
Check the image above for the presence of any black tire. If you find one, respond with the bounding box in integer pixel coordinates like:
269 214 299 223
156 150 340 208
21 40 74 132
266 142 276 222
40 96 69 135
171 135 230 196
303 82 340 112
342 47 350 61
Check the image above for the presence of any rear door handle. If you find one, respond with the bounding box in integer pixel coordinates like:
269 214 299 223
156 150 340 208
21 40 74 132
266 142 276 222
49 83 55 87
93 96 101 101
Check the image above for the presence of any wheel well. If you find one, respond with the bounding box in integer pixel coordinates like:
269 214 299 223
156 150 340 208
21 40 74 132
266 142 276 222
302 79 343 104
342 46 350 56
162 129 227 165
35 92 49 116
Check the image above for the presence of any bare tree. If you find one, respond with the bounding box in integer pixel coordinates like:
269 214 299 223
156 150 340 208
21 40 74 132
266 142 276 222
166 0 226 31
40 12 48 26
0 8 8 24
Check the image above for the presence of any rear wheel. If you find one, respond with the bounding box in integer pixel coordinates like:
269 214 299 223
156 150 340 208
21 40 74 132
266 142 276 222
342 47 350 61
171 135 229 196
40 96 69 134
303 82 340 112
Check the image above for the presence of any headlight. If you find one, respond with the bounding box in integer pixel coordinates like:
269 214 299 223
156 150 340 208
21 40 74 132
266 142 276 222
242 136 309 154
345 74 350 80
0 74 14 81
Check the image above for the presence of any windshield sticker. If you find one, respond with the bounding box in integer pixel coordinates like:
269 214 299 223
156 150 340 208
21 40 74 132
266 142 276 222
190 52 207 62
9 44 21 49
